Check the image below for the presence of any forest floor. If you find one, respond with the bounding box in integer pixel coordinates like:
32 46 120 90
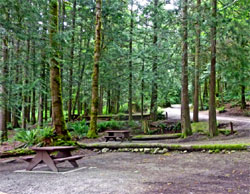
0 104 249 193
0 151 250 194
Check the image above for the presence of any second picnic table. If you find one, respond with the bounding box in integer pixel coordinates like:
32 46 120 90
22 146 83 172
104 130 132 142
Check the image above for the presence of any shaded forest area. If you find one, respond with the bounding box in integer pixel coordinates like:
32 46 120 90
0 0 249 143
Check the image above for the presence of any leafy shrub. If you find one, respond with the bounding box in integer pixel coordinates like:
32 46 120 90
67 120 89 139
97 120 125 132
14 127 56 147
217 106 226 113
14 128 39 147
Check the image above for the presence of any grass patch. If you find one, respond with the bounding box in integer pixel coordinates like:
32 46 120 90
191 122 209 135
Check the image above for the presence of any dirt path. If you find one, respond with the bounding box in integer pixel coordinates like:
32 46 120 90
164 104 250 128
0 152 250 194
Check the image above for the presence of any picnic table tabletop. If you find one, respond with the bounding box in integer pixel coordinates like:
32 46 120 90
31 146 77 151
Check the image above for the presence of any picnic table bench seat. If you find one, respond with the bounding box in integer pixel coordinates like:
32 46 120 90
53 155 84 163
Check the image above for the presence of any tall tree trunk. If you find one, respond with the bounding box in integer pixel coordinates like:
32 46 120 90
0 33 9 142
128 0 134 121
106 89 111 114
68 0 76 121
87 0 102 138
193 0 201 122
181 0 192 137
22 39 30 129
12 40 21 128
72 27 89 114
49 0 70 140
31 41 36 124
241 85 246 109
141 57 145 121
209 0 218 136
150 0 159 121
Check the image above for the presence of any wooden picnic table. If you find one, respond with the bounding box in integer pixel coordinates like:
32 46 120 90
104 130 132 142
22 146 83 172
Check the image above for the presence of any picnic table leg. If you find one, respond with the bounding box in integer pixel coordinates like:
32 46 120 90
42 152 58 172
56 150 79 168
26 152 43 171
68 160 79 168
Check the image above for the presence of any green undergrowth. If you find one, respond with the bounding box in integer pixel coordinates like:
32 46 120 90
191 122 233 136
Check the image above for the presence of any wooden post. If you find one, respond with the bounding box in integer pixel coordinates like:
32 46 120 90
230 122 234 134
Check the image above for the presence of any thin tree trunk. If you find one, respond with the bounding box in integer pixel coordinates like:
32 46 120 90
150 0 159 121
67 0 76 121
12 40 21 128
72 27 89 114
87 0 102 138
241 85 246 109
209 0 218 136
98 85 104 115
0 33 9 142
22 39 30 129
49 0 70 140
193 0 201 122
31 41 36 124
181 0 192 137
128 0 134 121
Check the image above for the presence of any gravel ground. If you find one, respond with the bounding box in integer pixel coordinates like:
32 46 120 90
0 151 250 194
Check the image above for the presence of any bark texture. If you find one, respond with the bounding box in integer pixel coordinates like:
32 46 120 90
181 0 192 137
209 0 218 136
128 0 133 121
193 0 201 122
150 0 159 121
0 35 8 142
87 0 102 138
49 0 70 140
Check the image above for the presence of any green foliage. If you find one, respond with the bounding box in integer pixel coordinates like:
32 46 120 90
219 129 232 136
191 122 209 135
13 127 56 147
97 120 125 132
217 106 226 113
14 129 39 147
53 140 77 146
67 120 89 139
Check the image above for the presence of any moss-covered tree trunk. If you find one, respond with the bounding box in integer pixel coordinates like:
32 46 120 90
68 0 76 121
49 0 70 140
193 0 201 122
209 0 218 136
181 0 192 138
87 0 102 138
0 33 8 142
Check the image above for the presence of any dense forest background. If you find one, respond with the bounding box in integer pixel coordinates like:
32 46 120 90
0 0 249 141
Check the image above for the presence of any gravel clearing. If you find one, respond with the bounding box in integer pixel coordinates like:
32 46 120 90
0 151 250 194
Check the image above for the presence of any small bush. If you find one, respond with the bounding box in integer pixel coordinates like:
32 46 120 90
14 128 39 147
97 120 125 132
67 120 89 139
191 122 209 135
